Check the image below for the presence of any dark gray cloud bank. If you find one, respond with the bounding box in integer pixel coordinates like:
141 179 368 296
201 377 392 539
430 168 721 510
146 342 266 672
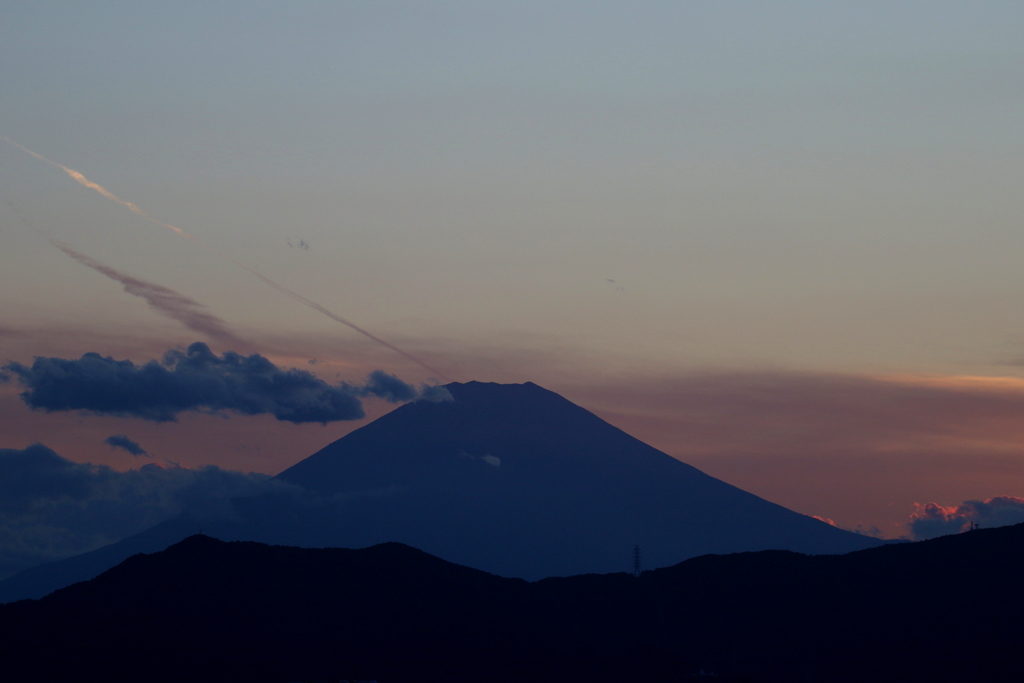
0 443 301 579
3 343 450 423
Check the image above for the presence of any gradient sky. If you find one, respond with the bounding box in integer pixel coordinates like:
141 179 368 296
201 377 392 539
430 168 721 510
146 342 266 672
2 1 1024 546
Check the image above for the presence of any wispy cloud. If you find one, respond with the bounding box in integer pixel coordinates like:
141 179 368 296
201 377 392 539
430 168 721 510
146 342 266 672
0 136 190 238
53 242 251 350
3 137 446 379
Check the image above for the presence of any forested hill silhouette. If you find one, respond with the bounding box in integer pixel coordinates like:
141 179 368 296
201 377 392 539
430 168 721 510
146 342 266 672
0 380 880 603
1 524 1022 682
276 380 879 575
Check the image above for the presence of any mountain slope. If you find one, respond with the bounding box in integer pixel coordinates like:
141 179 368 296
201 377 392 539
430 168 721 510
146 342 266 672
276 380 879 576
0 519 206 603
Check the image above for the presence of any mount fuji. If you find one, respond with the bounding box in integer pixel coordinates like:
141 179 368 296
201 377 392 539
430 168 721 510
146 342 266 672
0 381 879 602
275 381 879 576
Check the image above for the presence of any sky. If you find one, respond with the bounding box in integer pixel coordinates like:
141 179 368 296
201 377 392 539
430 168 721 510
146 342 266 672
2 1 1024 571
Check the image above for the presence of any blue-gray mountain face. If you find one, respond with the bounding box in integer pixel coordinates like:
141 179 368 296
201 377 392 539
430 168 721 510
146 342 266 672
0 381 880 602
275 381 879 577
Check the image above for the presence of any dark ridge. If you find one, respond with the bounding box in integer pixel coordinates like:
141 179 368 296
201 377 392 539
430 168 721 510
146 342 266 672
0 524 1021 682
0 519 208 604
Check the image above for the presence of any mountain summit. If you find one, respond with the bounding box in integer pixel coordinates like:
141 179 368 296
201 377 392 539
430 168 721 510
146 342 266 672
276 381 879 577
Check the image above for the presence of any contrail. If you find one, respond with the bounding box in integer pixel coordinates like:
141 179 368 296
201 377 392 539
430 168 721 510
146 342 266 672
3 136 446 378
52 241 251 350
1 136 189 239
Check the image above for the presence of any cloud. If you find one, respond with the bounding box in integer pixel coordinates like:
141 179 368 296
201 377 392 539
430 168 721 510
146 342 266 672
0 443 300 579
104 435 147 457
346 372 451 404
812 515 881 538
53 242 250 349
851 523 883 538
417 383 454 402
4 342 430 424
4 137 446 379
347 369 418 403
909 497 1024 540
1 136 188 238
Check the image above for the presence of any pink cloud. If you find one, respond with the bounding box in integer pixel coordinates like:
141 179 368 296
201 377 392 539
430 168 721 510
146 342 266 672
909 496 1024 540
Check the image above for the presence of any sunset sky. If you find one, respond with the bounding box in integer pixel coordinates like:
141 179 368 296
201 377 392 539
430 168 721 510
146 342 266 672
2 1 1024 561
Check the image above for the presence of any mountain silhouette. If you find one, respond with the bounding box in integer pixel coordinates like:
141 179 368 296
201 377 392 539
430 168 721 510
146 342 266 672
1 525 1021 682
0 380 878 602
275 381 879 576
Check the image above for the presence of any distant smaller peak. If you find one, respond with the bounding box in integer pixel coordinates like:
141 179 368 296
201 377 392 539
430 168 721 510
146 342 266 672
172 534 223 548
